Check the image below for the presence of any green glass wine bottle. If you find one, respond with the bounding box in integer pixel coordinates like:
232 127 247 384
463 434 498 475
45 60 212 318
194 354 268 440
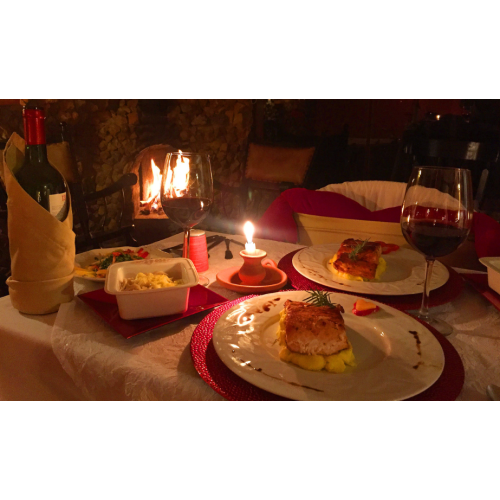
16 104 69 221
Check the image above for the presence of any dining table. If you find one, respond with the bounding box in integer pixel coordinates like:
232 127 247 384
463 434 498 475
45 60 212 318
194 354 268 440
1 231 499 401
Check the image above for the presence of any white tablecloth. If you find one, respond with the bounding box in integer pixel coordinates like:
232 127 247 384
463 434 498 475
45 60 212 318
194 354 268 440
1 232 500 400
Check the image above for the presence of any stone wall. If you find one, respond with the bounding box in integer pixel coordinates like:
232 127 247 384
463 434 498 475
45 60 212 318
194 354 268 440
0 99 254 235
164 99 253 225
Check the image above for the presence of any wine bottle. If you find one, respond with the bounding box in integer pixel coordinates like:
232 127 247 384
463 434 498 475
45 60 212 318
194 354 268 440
16 104 69 221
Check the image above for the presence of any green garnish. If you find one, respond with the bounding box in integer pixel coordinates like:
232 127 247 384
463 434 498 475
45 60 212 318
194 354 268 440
304 290 339 309
348 238 370 261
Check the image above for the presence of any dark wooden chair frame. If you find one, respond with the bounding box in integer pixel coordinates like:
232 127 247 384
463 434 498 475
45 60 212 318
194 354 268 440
393 137 500 210
70 173 138 253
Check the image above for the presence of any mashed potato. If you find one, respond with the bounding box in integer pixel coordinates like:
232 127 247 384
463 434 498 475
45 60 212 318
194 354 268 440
121 271 182 291
329 254 387 281
277 310 356 373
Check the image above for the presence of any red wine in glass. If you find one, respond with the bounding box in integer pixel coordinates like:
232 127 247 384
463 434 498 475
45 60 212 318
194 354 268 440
161 151 213 286
161 197 212 228
400 166 473 336
401 220 470 259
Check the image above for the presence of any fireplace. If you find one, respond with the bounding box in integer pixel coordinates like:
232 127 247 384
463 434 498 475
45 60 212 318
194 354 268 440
129 144 176 220
128 144 181 244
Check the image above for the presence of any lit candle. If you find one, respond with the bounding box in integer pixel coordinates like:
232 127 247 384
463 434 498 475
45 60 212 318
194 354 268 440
243 221 256 254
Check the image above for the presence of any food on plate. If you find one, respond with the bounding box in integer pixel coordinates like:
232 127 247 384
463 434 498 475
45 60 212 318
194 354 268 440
276 291 356 373
121 271 182 291
373 241 400 255
74 248 149 279
329 238 387 281
352 298 380 316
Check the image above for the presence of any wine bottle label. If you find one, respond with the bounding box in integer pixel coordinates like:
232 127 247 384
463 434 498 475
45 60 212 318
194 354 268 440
49 192 67 221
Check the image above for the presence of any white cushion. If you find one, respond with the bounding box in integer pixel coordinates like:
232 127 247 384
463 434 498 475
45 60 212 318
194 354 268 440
318 180 407 211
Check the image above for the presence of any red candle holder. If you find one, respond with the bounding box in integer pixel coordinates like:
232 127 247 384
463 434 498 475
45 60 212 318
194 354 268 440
238 249 276 286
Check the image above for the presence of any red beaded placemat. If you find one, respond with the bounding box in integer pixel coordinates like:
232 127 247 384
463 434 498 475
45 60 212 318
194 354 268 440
277 249 464 311
190 295 465 401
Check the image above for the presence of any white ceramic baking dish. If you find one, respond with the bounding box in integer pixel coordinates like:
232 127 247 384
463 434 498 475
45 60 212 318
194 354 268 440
479 257 500 295
104 258 199 320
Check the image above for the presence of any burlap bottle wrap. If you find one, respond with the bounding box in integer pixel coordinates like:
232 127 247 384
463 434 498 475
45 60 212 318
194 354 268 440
2 132 75 314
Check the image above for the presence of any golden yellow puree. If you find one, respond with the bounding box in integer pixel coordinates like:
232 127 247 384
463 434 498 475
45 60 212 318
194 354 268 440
329 253 387 281
277 310 356 373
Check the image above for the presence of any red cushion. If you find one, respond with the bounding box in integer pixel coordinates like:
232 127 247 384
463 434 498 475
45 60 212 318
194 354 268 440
472 212 500 258
256 188 500 259
370 206 401 223
256 188 373 243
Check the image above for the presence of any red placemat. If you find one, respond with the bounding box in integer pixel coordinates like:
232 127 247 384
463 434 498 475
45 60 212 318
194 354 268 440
79 285 228 339
190 295 465 401
462 273 500 312
278 249 464 311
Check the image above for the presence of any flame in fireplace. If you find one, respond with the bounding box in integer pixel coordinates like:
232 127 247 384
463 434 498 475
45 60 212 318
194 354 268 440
140 159 163 212
145 159 162 204
164 150 191 198
140 150 191 214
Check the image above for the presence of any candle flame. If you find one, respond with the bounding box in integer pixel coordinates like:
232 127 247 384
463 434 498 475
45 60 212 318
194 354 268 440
243 221 254 243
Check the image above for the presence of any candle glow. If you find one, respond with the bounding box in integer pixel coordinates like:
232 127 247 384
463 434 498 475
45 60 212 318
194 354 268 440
243 221 256 254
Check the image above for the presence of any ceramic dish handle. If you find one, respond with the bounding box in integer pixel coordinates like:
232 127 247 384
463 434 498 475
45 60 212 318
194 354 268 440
262 258 277 268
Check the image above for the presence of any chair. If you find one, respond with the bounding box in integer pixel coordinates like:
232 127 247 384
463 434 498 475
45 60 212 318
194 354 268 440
54 123 139 253
69 173 138 253
257 183 489 270
256 184 405 246
318 180 407 211
214 142 316 222
392 117 500 211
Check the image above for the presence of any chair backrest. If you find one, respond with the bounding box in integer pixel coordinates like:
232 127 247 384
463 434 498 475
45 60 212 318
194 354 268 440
244 143 315 187
394 135 500 209
413 138 500 164
294 213 407 247
56 123 141 252
319 180 407 211
70 173 138 252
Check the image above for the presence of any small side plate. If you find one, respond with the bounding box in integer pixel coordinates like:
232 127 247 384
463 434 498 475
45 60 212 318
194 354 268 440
216 266 288 294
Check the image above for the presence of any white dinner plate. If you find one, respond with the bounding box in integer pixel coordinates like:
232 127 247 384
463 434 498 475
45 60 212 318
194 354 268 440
74 246 169 282
292 243 449 296
212 291 445 401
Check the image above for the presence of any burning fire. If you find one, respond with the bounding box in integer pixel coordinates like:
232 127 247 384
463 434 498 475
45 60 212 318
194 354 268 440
140 150 191 213
140 159 162 212
146 160 162 202
164 150 190 198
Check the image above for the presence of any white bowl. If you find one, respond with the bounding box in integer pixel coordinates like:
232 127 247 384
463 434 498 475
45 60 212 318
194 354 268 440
479 257 500 295
104 258 199 320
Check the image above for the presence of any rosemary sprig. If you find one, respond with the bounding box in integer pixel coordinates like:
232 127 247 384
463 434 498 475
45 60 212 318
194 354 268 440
304 290 339 309
348 238 370 261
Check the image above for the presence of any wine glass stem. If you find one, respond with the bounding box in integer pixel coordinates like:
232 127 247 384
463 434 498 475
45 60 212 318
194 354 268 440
419 258 435 319
183 227 191 259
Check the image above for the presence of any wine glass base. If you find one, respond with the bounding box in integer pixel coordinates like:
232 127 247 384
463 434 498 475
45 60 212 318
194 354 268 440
198 275 210 287
414 313 454 336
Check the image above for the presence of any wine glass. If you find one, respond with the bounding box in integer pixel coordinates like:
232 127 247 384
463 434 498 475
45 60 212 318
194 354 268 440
401 166 473 335
161 151 213 286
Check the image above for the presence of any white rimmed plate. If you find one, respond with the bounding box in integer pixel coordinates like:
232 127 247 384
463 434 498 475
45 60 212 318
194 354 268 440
74 246 169 282
292 244 449 295
212 290 445 401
